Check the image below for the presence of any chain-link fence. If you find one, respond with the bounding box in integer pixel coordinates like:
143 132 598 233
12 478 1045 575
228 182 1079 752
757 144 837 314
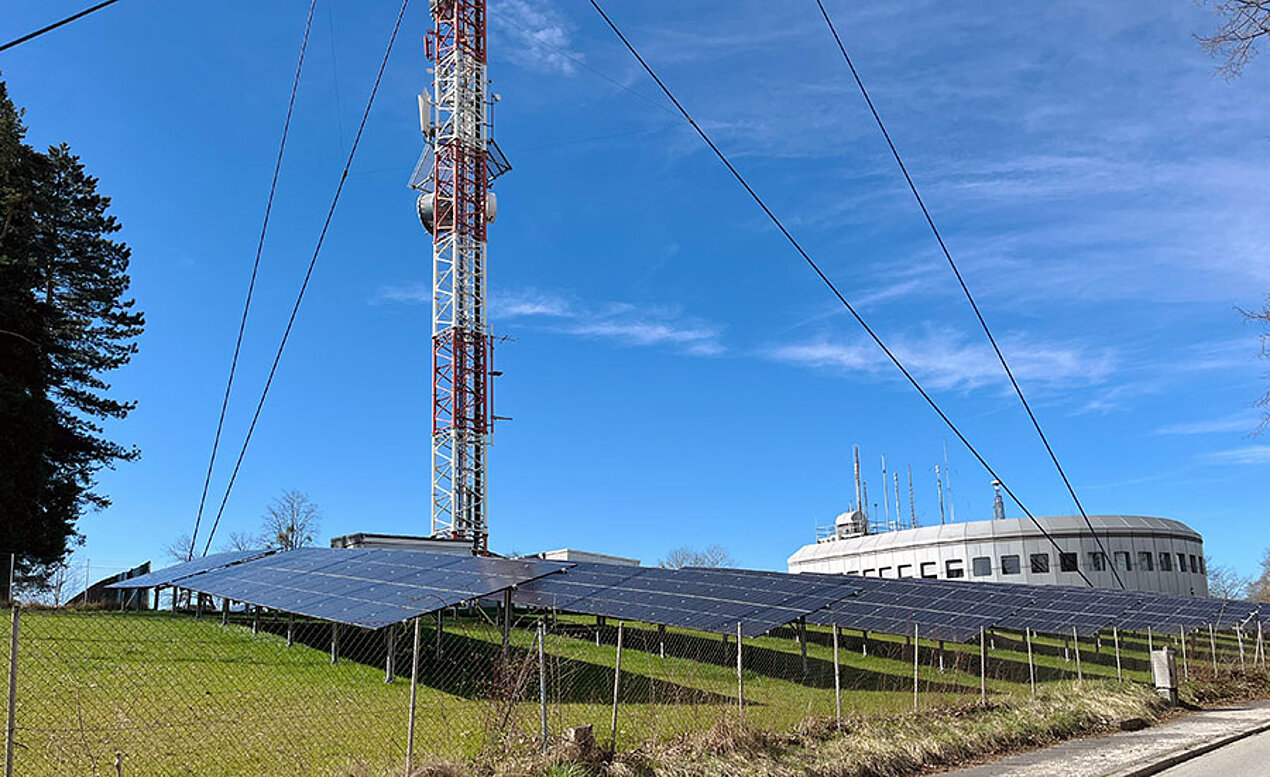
2 602 1264 776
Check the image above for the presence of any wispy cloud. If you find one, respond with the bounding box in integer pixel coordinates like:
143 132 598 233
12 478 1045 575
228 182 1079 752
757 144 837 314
1203 445 1270 465
377 287 728 357
491 0 582 75
1157 413 1261 436
767 329 1115 393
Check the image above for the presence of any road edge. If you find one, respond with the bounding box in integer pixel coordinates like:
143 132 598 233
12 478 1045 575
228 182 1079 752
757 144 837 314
1108 716 1270 777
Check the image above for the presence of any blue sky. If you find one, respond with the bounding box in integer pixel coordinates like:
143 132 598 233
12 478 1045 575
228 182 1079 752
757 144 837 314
4 0 1268 583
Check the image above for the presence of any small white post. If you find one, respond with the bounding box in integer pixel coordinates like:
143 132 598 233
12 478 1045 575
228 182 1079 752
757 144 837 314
330 623 339 664
832 625 842 724
658 624 666 659
286 613 294 647
5 607 19 777
913 623 920 711
1072 627 1082 685
405 618 421 773
538 621 548 753
610 622 623 752
1147 629 1153 655
1026 628 1036 698
1258 621 1265 668
1114 627 1123 682
1210 624 1218 675
251 606 259 636
1237 627 1246 672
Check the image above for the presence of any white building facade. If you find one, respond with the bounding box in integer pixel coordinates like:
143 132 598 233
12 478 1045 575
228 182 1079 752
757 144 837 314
788 514 1208 597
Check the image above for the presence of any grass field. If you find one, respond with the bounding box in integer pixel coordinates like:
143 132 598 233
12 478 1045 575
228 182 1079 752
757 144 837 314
0 607 1222 776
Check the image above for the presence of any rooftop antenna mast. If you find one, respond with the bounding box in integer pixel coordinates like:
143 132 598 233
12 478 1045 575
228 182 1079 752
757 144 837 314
908 464 918 528
936 464 945 525
416 0 510 555
943 440 955 523
881 455 890 530
853 445 862 515
992 480 1005 520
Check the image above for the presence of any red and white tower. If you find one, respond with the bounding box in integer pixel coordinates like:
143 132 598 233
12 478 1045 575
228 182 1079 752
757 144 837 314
415 0 508 554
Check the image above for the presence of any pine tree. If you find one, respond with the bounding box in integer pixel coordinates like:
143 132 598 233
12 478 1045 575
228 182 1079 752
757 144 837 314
0 80 144 600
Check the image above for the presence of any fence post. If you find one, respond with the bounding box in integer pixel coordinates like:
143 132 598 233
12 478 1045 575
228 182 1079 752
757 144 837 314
1237 627 1246 672
1147 629 1153 655
833 625 842 725
5 606 19 777
286 613 295 647
610 622 623 752
1258 621 1265 668
979 625 987 702
1072 627 1082 685
861 629 868 657
912 623 920 711
798 617 808 677
252 606 259 635
1114 627 1122 682
736 622 744 723
435 610 443 660
538 621 548 753
330 623 339 664
1179 626 1189 681
502 589 512 656
658 624 666 659
406 617 421 773
385 626 397 683
1209 625 1218 675
1026 628 1036 698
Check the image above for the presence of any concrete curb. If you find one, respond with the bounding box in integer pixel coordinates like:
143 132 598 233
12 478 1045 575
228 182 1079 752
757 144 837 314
1107 717 1270 777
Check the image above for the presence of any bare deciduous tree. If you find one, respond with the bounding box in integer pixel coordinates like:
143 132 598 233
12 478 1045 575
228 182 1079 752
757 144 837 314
1206 556 1253 599
658 544 734 569
1198 0 1270 76
261 490 321 551
222 531 259 552
1241 296 1270 434
163 532 195 563
1249 549 1270 602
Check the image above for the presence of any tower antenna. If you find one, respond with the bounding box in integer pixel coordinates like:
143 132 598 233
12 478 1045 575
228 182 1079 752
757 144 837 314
936 464 945 526
908 464 917 528
853 445 862 514
881 455 890 530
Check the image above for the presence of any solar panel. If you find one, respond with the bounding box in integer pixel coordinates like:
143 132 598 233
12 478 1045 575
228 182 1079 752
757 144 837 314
167 548 570 629
106 549 277 590
807 576 1037 642
512 564 858 637
995 586 1143 636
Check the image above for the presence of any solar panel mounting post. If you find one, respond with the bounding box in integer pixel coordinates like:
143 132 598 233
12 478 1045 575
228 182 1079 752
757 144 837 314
252 606 259 635
1258 621 1265 668
220 598 229 626
435 611 443 660
330 623 339 665
286 614 294 647
1147 629 1153 655
658 624 666 659
798 616 808 677
610 621 623 752
385 625 398 683
502 589 512 655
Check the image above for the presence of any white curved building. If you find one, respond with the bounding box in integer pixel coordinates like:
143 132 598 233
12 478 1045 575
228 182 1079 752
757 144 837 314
788 513 1208 596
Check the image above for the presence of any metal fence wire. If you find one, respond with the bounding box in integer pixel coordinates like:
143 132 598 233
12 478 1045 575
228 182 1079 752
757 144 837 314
2 602 1266 776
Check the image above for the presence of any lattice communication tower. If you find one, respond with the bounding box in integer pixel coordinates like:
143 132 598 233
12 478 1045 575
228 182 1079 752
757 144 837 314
413 0 510 555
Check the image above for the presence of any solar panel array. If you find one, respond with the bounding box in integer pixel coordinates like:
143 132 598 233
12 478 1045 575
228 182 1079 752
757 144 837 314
111 548 1260 639
512 563 858 637
121 548 570 629
105 548 277 590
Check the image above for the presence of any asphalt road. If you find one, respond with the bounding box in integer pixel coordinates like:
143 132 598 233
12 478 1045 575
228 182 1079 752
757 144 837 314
1155 729 1270 777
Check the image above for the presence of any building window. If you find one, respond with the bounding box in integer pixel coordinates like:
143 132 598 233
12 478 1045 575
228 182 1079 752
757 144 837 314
920 561 938 579
863 569 876 577
1030 553 1050 573
946 559 965 579
846 570 859 576
1060 552 1078 572
1198 556 1206 575
1114 552 1132 572
1177 553 1187 573
1159 553 1173 572
1089 552 1107 571
1189 555 1199 574
897 564 913 578
878 566 893 578
1001 555 1021 575
972 556 992 577
1137 551 1154 572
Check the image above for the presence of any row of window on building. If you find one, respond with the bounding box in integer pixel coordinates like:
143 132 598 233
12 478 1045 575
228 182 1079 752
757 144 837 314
848 550 1205 580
